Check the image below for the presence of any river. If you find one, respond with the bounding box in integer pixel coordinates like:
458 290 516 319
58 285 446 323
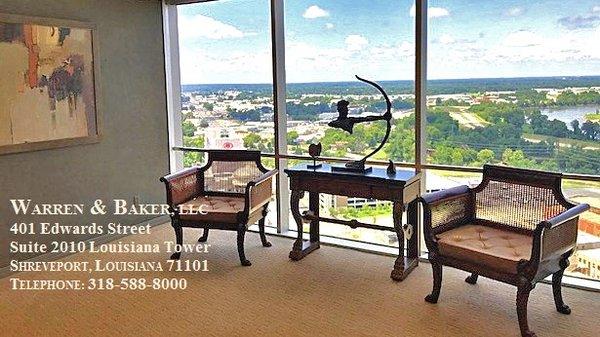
540 104 600 128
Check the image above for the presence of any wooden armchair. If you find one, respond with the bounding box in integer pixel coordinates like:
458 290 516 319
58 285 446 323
160 150 277 266
419 165 589 337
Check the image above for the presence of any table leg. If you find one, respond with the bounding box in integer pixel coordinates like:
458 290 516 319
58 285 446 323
390 201 418 281
309 192 320 243
289 189 320 261
407 199 420 260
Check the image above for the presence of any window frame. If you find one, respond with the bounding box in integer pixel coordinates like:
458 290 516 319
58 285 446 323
164 0 430 234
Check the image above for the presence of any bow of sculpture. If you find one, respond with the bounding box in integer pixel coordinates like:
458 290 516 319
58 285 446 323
327 75 393 173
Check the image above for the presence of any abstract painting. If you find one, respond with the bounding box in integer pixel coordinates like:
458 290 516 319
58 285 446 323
0 14 99 155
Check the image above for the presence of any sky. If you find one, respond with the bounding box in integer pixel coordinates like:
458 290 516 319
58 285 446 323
177 0 600 84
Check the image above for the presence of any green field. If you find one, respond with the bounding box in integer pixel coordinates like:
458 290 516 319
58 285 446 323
523 133 600 150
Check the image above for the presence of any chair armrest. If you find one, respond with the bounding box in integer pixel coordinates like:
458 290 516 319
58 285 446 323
244 169 278 214
159 167 203 208
420 185 471 206
531 203 590 264
419 185 473 244
249 169 278 187
538 203 590 230
160 166 200 184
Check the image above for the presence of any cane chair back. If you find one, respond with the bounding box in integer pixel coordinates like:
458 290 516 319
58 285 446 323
203 150 267 194
473 165 572 231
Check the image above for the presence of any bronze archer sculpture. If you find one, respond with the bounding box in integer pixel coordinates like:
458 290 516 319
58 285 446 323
328 75 393 173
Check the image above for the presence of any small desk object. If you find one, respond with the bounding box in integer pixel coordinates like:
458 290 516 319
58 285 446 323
285 163 422 281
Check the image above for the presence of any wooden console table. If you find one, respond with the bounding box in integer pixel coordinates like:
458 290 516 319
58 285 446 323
285 163 422 281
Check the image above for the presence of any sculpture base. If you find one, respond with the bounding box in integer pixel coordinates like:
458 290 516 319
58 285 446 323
331 163 372 174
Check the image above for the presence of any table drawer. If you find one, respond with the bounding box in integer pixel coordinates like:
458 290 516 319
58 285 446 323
371 185 403 201
292 177 405 201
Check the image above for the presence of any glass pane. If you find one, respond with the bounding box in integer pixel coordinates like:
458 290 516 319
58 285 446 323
176 0 277 226
282 0 416 246
425 169 482 192
284 0 416 163
261 157 278 229
426 0 600 175
182 151 206 168
177 0 274 168
563 179 600 281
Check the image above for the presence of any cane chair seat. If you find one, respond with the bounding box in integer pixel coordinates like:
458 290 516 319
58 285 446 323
178 196 245 223
437 224 532 274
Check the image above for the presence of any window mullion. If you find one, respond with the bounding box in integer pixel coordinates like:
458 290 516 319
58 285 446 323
271 0 290 233
415 0 428 255
163 1 184 173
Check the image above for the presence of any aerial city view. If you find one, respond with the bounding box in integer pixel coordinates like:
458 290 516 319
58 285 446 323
179 76 600 281
177 0 600 281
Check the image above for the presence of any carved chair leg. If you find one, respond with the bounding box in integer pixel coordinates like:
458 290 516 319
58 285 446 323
425 261 443 304
198 228 209 243
258 218 272 247
237 227 251 266
465 273 479 285
552 268 571 315
170 222 182 260
516 283 537 337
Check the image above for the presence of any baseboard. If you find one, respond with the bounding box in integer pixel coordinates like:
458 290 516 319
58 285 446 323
0 215 170 279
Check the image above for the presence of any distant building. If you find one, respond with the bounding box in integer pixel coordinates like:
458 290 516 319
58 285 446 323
319 194 390 210
571 248 600 280
205 127 244 150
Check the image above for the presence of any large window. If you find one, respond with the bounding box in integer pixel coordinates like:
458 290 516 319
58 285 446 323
166 0 600 284
177 0 274 167
175 0 278 229
285 1 416 163
426 0 600 175
283 1 416 245
427 0 600 281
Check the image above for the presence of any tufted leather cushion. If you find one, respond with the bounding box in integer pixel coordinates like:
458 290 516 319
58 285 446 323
436 224 532 274
178 196 245 223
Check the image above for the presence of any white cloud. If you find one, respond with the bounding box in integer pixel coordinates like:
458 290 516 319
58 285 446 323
423 22 600 79
178 47 272 84
345 35 369 51
178 14 252 40
285 41 349 81
325 23 334 29
303 5 330 19
429 7 451 18
503 30 543 47
410 4 450 18
480 28 600 66
558 14 600 30
285 40 414 82
507 7 524 17
593 6 600 13
371 41 415 60
439 34 455 45
396 41 415 57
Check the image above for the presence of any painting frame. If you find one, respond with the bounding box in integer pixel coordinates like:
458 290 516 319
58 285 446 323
0 13 101 156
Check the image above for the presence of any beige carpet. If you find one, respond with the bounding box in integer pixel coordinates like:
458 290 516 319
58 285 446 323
1 223 599 337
